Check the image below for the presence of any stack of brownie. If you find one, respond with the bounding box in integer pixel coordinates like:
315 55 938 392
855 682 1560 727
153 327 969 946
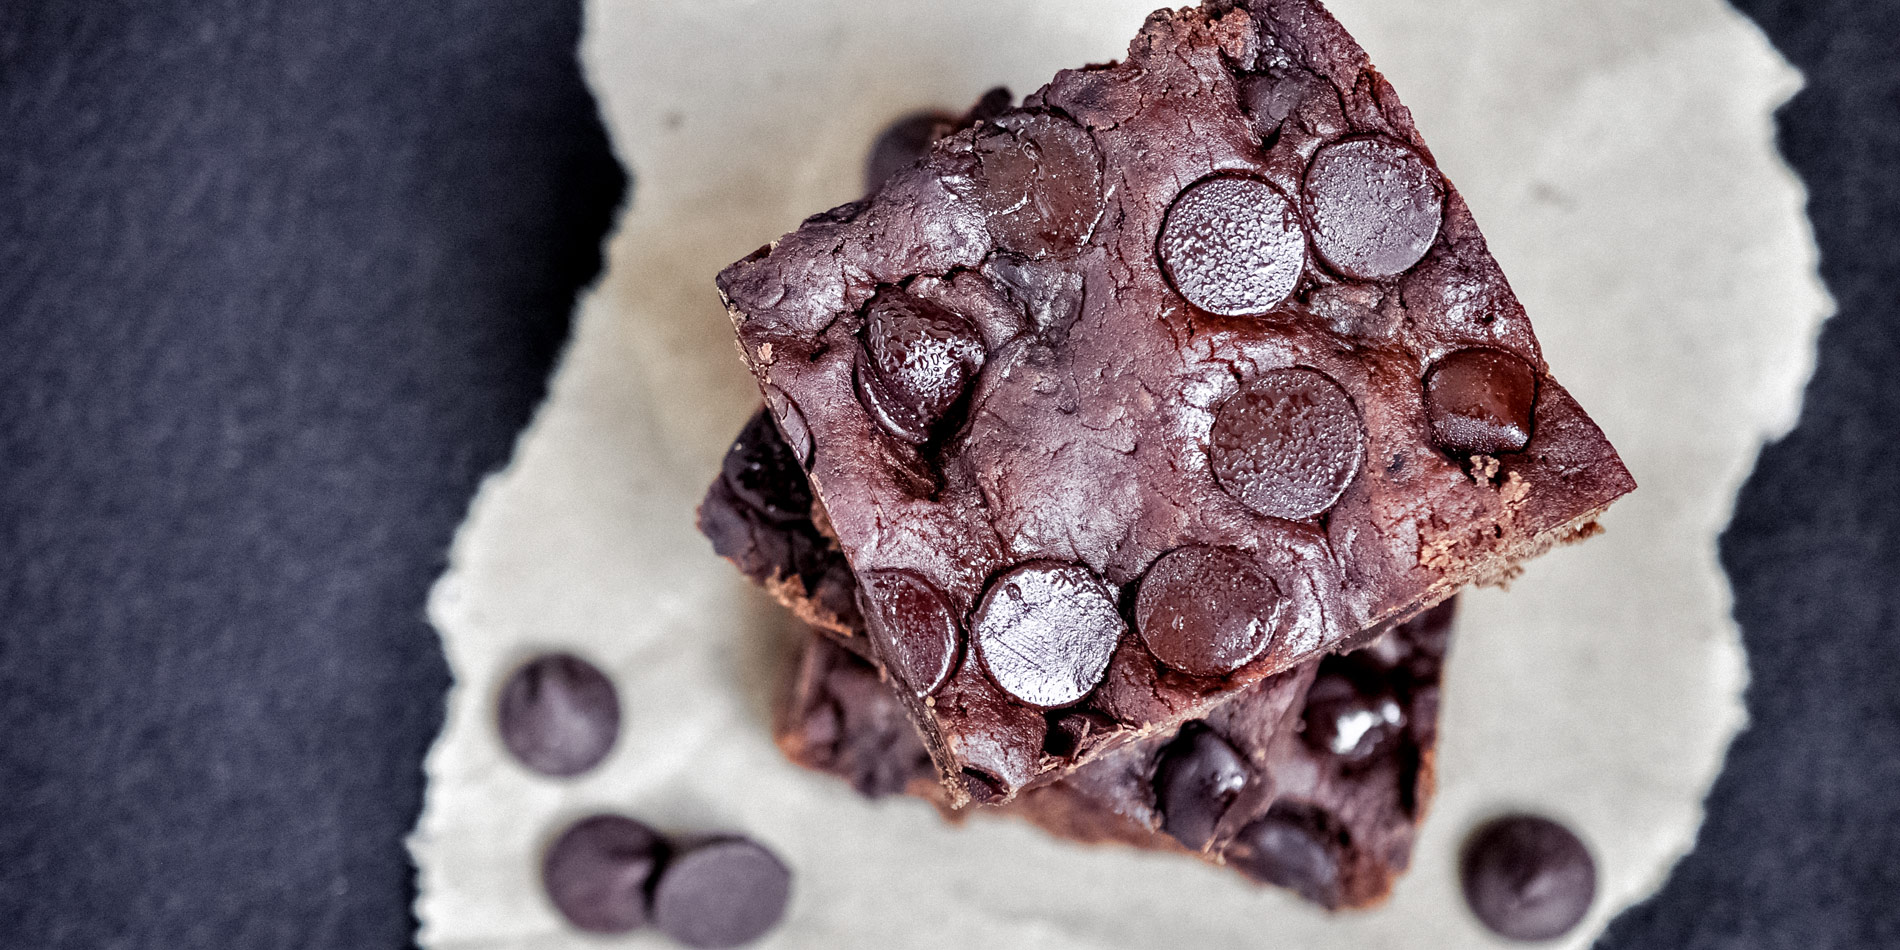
697 0 1632 911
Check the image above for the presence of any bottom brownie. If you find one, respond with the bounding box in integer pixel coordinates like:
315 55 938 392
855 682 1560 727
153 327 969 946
776 602 1454 909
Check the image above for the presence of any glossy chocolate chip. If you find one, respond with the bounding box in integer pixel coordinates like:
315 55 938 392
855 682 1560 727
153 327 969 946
1225 807 1342 906
1426 348 1538 455
1154 726 1251 851
855 287 986 444
859 569 962 698
721 409 813 522
1134 546 1282 676
1462 814 1596 941
1210 368 1365 521
653 838 793 949
972 561 1125 708
1304 137 1443 280
1158 176 1306 316
498 653 620 777
865 110 956 194
1300 671 1405 765
542 814 663 933
971 112 1104 258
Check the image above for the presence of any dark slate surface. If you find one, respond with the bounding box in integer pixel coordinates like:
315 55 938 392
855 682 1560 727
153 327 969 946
1596 0 1900 947
0 0 1893 948
0 0 624 947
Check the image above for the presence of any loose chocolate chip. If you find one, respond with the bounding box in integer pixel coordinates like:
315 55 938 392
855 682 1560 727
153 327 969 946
1425 348 1538 455
970 112 1105 258
498 653 620 777
854 287 986 444
1210 368 1365 521
972 561 1125 708
1134 545 1282 676
653 838 793 949
859 569 962 698
865 110 957 195
721 409 813 522
1300 671 1405 765
1153 726 1251 851
1158 176 1306 316
542 814 663 933
1225 807 1343 906
1462 814 1597 941
761 385 813 468
1304 137 1443 280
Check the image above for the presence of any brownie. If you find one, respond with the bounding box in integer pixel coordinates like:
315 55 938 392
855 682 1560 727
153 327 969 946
775 602 1454 908
716 0 1633 805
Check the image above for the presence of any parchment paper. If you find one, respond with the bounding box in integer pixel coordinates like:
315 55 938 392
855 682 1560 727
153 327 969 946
410 1 1830 947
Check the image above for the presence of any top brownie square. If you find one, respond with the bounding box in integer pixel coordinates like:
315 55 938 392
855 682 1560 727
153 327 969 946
715 0 1633 805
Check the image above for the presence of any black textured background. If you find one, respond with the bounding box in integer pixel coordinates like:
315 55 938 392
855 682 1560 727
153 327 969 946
0 0 1893 947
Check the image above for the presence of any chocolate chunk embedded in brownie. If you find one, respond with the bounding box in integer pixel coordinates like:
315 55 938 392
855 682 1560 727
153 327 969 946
774 602 1454 908
719 0 1632 805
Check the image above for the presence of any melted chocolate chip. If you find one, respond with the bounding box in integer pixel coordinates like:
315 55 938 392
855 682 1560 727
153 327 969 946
1153 726 1250 851
971 561 1125 708
652 838 793 949
1134 545 1282 676
1158 176 1306 316
1461 814 1596 941
498 653 620 777
859 569 961 698
865 110 957 194
721 410 813 522
1304 137 1443 280
1426 348 1538 455
1210 368 1365 521
1300 671 1405 765
542 814 663 933
970 112 1105 258
1225 807 1343 906
855 287 986 444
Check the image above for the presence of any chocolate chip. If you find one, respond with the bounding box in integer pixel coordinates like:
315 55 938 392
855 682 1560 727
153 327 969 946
498 653 620 777
865 110 957 195
971 561 1125 708
1210 368 1365 521
854 287 986 444
859 569 961 698
653 838 793 949
761 385 813 468
961 767 1008 804
1461 814 1596 941
1225 806 1343 906
1426 348 1538 455
721 409 813 522
1300 671 1405 765
1153 726 1250 851
1134 545 1282 676
1303 137 1443 280
1158 176 1306 316
970 112 1104 258
1238 67 1344 145
542 814 663 933
1042 708 1115 759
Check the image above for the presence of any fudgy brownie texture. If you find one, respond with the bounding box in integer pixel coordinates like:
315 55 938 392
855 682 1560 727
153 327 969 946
716 0 1632 805
775 602 1453 909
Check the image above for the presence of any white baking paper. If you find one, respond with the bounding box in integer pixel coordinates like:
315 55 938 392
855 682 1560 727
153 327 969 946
410 1 1830 947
